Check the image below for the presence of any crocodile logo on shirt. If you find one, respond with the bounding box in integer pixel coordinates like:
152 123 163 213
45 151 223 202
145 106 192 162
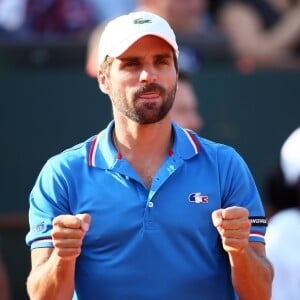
30 221 45 233
189 192 208 204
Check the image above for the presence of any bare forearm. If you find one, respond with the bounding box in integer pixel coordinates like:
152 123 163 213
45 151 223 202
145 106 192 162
229 245 273 300
27 254 76 300
269 6 300 50
27 214 91 299
218 3 300 61
212 208 273 299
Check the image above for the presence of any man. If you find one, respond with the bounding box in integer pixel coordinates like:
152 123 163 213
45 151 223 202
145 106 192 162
26 11 273 300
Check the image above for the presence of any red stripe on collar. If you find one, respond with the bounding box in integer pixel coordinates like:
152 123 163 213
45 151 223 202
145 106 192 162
185 130 201 154
88 135 98 167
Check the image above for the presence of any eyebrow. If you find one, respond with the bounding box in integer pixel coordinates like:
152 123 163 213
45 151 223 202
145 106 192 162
119 53 173 62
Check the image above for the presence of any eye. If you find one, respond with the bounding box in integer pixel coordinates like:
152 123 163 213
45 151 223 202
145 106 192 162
157 58 169 65
159 61 167 66
123 60 140 68
155 55 172 66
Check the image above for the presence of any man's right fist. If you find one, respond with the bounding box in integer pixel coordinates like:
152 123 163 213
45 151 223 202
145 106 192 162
51 213 91 260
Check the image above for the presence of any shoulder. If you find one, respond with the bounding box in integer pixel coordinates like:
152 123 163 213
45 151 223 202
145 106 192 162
173 124 239 162
188 132 258 191
44 135 96 171
187 130 248 174
195 133 241 162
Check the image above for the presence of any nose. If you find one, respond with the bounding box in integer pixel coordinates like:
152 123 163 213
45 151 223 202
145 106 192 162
139 66 157 83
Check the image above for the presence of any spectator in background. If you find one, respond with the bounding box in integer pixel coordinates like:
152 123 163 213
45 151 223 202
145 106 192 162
86 0 230 76
265 127 300 300
137 0 210 34
171 72 203 133
87 0 137 22
0 0 27 38
264 163 298 218
0 0 137 40
24 0 98 39
210 0 300 71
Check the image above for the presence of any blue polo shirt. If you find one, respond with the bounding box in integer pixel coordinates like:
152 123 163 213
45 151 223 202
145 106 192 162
26 121 267 300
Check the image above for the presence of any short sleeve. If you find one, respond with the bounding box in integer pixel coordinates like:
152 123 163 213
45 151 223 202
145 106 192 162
26 157 70 249
218 147 267 244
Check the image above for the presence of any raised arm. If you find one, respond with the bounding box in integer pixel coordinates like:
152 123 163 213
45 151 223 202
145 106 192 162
212 206 274 300
27 214 91 300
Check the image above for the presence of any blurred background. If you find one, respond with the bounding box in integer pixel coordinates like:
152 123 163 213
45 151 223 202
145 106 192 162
0 0 299 299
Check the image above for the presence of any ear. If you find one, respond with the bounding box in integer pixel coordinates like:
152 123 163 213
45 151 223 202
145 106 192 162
98 70 110 94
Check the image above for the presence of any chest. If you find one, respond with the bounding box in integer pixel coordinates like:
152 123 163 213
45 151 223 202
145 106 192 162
69 161 223 247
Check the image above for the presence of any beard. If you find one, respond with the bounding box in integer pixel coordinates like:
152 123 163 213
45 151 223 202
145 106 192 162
110 82 177 124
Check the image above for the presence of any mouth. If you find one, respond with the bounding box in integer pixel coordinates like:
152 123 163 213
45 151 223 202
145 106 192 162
138 92 160 100
134 83 165 101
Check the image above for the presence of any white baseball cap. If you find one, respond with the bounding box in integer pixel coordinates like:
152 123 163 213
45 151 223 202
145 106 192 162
280 127 300 185
98 11 179 67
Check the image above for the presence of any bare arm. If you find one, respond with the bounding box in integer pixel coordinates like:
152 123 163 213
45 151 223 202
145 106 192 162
27 214 91 300
27 248 76 300
217 2 300 67
229 242 273 300
212 207 274 300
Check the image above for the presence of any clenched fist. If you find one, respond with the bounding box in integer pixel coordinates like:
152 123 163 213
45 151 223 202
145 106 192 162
212 206 251 253
51 213 91 260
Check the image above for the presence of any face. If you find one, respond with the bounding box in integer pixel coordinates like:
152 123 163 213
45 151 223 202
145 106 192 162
170 78 203 132
99 35 178 124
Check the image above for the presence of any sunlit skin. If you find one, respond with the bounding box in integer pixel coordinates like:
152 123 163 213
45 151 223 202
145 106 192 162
98 35 178 157
99 36 177 125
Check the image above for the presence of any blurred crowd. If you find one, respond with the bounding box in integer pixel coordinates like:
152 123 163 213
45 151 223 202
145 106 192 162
1 0 300 71
0 0 133 39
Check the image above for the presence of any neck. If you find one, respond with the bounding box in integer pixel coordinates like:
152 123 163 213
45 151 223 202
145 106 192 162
112 119 173 188
113 117 173 157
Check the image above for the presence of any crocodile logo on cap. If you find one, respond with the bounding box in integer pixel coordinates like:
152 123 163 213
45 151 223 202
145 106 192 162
133 18 152 25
